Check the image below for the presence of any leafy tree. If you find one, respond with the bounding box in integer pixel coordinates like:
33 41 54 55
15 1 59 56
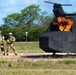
1 4 53 41
3 13 21 26
20 4 41 26
28 25 47 41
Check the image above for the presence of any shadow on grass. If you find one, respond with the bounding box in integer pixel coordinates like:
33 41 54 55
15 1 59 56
21 54 76 59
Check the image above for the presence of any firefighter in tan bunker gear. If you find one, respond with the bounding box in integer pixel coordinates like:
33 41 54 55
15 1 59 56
0 31 5 55
6 32 17 55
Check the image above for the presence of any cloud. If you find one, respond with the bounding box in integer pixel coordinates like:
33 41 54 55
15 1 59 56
23 0 37 4
23 0 30 4
0 0 44 13
23 0 44 6
7 0 16 6
0 0 17 8
0 0 24 14
0 0 76 25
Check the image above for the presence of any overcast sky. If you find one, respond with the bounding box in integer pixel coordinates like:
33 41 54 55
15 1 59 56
0 0 76 25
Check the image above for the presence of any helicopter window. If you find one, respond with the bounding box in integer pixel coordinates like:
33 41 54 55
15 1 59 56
50 17 73 31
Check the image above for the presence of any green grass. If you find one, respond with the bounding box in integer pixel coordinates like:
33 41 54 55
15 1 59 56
0 69 76 75
4 42 44 53
0 59 76 75
1 42 76 75
0 59 76 69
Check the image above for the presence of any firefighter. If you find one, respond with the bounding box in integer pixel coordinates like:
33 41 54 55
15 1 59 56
0 31 5 55
6 32 17 55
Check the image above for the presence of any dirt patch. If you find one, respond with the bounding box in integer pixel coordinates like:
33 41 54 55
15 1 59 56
0 53 76 61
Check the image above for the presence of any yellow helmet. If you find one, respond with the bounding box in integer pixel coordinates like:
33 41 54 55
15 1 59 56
9 32 13 35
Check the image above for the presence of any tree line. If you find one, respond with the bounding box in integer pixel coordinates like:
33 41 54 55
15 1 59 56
0 4 54 41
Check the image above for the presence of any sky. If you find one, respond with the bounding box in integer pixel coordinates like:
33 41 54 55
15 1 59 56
0 0 76 25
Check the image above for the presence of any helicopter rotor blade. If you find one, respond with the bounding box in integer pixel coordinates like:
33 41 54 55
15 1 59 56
44 1 56 4
61 4 72 6
44 1 72 6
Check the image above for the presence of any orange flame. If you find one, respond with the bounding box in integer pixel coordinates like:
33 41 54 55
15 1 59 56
52 17 73 31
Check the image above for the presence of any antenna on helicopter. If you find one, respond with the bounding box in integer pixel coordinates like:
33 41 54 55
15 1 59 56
44 1 72 6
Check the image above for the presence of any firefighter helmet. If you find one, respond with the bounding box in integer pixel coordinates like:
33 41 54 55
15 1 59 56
9 32 13 35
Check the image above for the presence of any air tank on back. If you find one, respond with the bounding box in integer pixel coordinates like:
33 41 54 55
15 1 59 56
39 1 76 55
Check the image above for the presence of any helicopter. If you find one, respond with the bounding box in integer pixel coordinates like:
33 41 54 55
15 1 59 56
39 1 76 56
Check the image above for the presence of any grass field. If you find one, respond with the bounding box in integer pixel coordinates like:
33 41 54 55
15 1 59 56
0 59 76 75
8 42 44 53
0 42 76 75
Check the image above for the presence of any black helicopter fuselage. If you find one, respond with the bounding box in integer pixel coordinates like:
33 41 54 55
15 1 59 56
39 1 76 54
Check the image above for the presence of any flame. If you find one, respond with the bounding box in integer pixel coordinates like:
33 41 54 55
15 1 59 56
52 17 73 31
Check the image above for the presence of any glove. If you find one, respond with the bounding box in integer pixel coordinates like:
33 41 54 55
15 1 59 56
7 40 12 44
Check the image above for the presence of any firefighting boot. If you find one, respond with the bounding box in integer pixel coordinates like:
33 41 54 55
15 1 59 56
2 51 5 55
13 51 17 55
15 53 17 55
6 50 9 56
1 48 5 55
